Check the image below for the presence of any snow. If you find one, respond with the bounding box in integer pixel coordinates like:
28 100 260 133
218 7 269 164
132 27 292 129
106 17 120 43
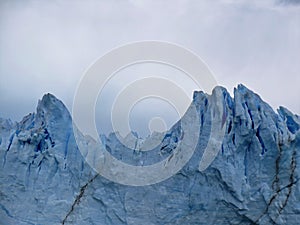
0 85 299 224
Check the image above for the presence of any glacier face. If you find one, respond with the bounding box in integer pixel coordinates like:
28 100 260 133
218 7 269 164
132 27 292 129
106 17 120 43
0 84 300 225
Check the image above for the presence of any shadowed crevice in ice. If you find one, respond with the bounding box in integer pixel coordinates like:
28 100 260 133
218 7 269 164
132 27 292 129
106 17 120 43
62 174 99 225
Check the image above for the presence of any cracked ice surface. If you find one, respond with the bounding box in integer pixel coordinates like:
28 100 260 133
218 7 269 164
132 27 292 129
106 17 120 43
0 85 300 225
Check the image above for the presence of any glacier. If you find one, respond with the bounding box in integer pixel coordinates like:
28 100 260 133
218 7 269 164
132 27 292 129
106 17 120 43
0 84 299 225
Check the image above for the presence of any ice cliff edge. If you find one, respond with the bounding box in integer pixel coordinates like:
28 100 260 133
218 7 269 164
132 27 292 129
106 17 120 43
0 84 299 225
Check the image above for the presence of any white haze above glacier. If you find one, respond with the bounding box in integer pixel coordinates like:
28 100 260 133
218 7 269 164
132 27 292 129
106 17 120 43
0 0 299 137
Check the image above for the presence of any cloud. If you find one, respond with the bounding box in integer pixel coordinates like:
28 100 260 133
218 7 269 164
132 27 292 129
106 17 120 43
277 0 300 5
0 0 299 136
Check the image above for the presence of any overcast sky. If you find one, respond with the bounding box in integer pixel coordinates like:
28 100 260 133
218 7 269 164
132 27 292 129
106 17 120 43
0 0 299 136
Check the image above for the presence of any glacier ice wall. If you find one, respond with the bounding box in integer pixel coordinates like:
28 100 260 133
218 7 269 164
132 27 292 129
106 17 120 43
0 85 299 225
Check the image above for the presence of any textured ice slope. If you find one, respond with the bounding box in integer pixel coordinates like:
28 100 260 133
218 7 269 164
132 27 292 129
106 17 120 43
0 84 299 225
